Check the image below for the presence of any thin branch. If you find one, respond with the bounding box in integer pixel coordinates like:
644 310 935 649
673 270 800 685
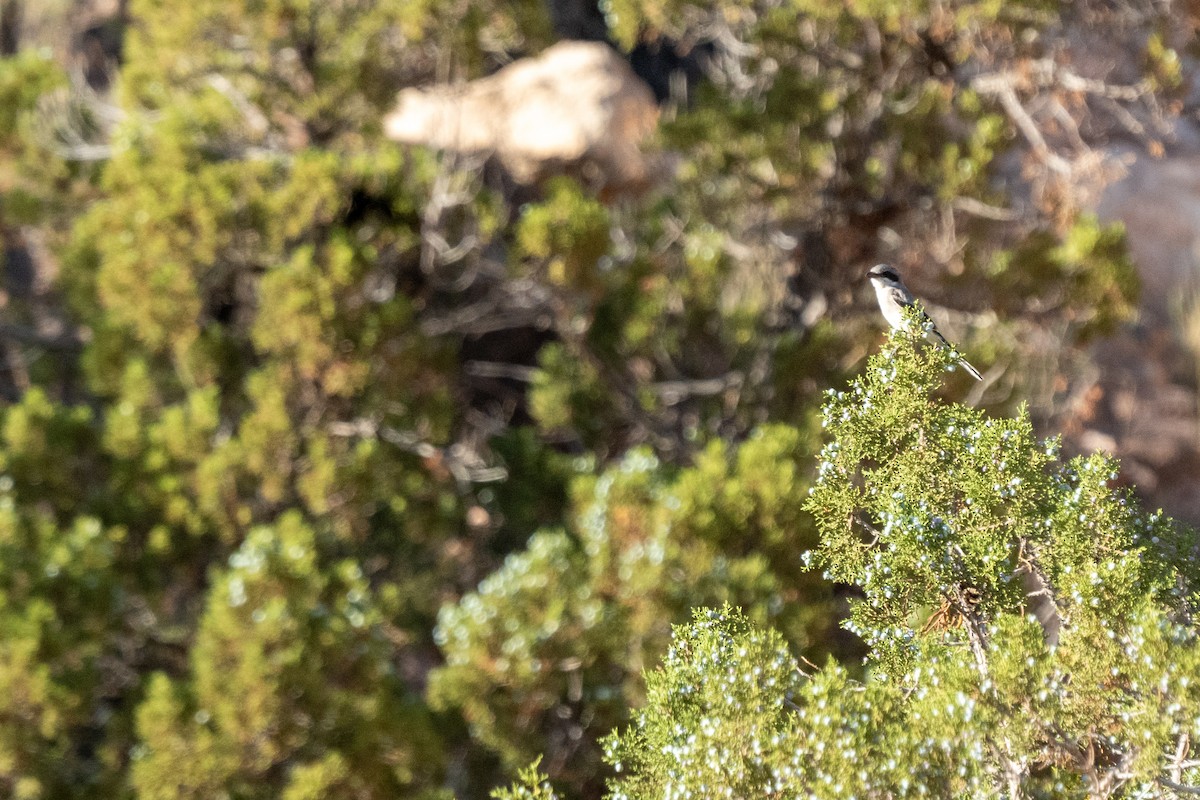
421 307 553 337
0 321 84 351
464 361 538 382
850 511 882 545
33 67 127 162
952 196 1023 222
1044 61 1148 103
972 75 1071 175
653 373 743 405
1172 733 1192 784
1158 777 1200 796
947 543 990 677
327 417 508 484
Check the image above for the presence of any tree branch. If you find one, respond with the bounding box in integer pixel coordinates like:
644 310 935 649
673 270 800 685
1158 777 1200 796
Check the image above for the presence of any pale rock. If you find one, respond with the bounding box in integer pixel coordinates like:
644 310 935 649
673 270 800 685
384 41 664 195
1097 146 1200 324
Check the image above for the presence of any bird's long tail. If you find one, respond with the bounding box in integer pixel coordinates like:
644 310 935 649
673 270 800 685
930 329 983 381
956 355 983 381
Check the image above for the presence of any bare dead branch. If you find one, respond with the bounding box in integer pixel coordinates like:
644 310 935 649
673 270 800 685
464 361 538 382
972 74 1071 175
952 196 1023 222
421 307 553 337
1039 60 1149 103
327 417 508 484
1171 733 1194 787
1158 778 1200 796
32 66 127 162
653 373 743 405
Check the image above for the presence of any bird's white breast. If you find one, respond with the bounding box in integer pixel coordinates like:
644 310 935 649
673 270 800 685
872 282 910 330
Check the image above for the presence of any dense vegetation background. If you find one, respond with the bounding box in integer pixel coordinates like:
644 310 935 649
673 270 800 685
0 0 1197 797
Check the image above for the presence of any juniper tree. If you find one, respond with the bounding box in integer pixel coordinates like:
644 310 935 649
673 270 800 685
594 320 1200 799
433 425 846 797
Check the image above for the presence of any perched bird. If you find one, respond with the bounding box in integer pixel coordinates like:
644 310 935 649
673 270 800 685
866 264 982 381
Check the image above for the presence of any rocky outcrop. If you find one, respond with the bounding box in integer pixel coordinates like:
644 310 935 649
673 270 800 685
1075 136 1200 524
1098 149 1200 326
384 41 665 196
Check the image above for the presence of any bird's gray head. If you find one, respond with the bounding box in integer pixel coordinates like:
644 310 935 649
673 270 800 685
867 264 902 285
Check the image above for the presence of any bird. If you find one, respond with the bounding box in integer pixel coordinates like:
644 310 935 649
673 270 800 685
866 263 982 381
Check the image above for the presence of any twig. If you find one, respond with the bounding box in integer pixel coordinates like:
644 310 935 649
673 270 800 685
797 654 821 673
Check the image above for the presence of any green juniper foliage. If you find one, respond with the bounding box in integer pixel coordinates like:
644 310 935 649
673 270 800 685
433 427 844 794
0 0 1183 797
492 758 561 800
592 322 1200 799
